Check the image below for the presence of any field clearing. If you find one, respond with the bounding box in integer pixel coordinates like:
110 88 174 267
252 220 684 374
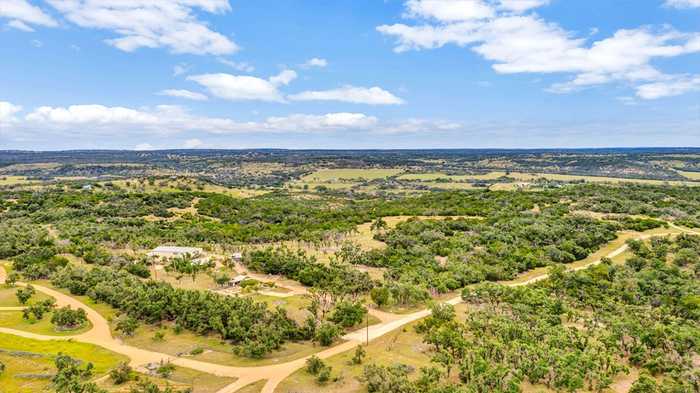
398 172 504 181
0 286 52 307
0 332 127 393
0 176 41 186
97 366 235 393
121 320 337 368
676 169 700 180
276 319 433 393
0 310 92 336
398 171 700 187
300 168 404 182
105 179 265 198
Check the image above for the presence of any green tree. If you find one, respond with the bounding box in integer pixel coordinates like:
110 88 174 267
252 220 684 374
15 285 35 304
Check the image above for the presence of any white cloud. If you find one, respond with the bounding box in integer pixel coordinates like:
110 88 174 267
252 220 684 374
289 86 404 105
183 138 203 148
11 102 463 138
30 38 42 47
405 0 494 21
378 0 700 98
133 143 154 151
188 70 296 102
0 101 22 123
26 104 161 125
0 0 57 29
7 19 33 31
158 89 208 101
45 0 237 55
665 0 700 8
269 69 298 86
265 113 378 131
303 57 328 68
218 58 255 72
497 0 549 12
636 75 700 99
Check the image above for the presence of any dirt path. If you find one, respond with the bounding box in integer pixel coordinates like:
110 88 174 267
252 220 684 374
0 228 688 393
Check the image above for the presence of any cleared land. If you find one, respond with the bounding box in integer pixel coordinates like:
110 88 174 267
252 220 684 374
0 332 127 393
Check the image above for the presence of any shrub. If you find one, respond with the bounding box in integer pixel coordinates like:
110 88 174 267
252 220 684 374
315 322 341 346
109 363 132 385
156 362 176 378
306 355 325 375
328 301 367 328
15 285 35 304
352 345 366 365
51 306 88 330
115 316 139 336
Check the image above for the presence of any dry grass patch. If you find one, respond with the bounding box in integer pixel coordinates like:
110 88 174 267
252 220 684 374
276 320 432 393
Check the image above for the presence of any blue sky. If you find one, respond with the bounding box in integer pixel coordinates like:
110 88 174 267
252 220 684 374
0 0 699 150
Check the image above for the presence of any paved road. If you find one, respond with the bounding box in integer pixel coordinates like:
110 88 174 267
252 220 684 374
0 227 691 393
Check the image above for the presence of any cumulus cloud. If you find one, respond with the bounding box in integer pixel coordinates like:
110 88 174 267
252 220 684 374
303 57 328 68
289 86 404 105
636 75 700 99
378 0 700 99
7 102 463 140
0 101 23 123
188 70 297 102
44 0 237 55
158 89 208 101
269 70 298 86
665 0 700 8
0 0 57 30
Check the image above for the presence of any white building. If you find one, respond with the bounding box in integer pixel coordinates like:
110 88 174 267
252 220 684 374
147 246 203 259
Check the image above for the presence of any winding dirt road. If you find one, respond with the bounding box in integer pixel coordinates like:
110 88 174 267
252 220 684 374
0 227 691 393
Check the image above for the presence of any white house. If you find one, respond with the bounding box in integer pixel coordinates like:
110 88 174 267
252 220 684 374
147 246 203 259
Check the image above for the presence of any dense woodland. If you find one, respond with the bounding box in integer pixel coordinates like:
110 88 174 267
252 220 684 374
362 234 700 393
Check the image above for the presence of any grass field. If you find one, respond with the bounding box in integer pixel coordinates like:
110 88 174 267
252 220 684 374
0 310 92 336
120 321 334 368
399 171 700 187
292 168 404 191
300 168 404 182
105 178 264 198
0 287 52 307
0 176 41 186
276 319 432 393
236 380 266 393
0 332 127 393
676 169 700 180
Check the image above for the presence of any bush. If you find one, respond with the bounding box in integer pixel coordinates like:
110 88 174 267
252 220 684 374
156 361 176 378
51 306 88 330
306 355 325 375
315 322 341 346
15 285 35 304
22 299 55 321
352 345 366 365
125 263 150 278
110 362 132 385
370 286 390 307
189 347 204 355
328 301 367 328
115 316 139 336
